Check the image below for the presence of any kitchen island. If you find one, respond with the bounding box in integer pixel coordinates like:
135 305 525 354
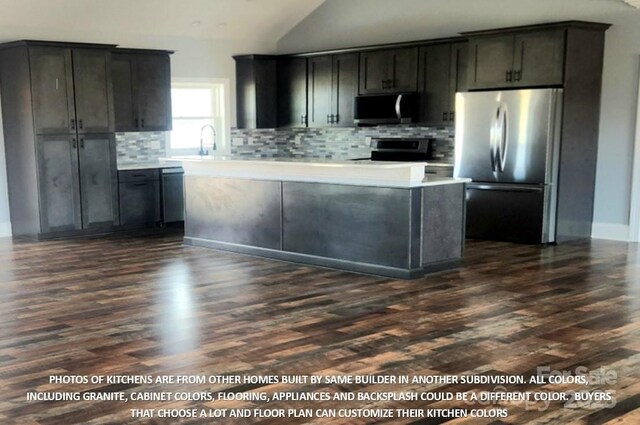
170 157 469 279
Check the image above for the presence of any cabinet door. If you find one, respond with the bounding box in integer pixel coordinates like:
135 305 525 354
111 53 138 132
513 30 565 87
78 134 118 228
308 55 332 127
468 35 514 89
162 172 184 223
449 42 468 122
72 49 114 133
332 53 359 126
36 135 81 232
359 50 391 94
390 47 418 92
418 44 451 125
29 47 75 134
277 57 307 127
136 54 172 131
119 180 161 226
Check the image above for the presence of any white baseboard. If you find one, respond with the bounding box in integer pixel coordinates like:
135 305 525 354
591 222 629 241
0 221 11 237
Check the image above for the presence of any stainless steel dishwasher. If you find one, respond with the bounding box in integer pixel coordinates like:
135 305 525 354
161 167 184 223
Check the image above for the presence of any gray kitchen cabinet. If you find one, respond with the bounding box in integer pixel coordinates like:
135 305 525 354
118 170 161 227
308 55 332 127
359 47 418 94
71 49 115 133
78 134 119 229
234 55 278 129
111 50 173 132
35 133 118 233
0 40 120 239
36 135 82 232
29 46 113 134
277 57 308 127
29 47 76 134
308 53 359 127
467 29 565 89
418 42 467 125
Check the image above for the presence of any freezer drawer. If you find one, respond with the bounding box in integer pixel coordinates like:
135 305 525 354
466 183 553 244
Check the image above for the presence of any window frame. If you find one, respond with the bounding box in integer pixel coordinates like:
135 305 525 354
168 79 230 156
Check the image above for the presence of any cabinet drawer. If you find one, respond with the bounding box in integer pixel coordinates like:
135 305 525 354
118 169 159 183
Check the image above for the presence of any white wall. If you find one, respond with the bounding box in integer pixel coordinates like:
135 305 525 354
0 33 276 236
0 97 10 236
278 0 640 241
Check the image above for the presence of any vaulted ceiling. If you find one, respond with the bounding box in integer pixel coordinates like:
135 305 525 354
0 0 325 44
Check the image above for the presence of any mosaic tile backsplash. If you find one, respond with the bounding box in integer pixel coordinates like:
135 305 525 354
230 125 455 162
115 126 455 164
116 132 167 164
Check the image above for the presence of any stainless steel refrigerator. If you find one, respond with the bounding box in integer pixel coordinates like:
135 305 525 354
453 89 563 244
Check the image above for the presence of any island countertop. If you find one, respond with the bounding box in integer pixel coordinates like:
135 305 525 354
161 156 470 188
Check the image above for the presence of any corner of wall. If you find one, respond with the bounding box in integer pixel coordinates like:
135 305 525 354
591 222 629 241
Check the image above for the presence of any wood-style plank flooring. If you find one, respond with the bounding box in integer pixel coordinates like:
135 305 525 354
0 232 639 424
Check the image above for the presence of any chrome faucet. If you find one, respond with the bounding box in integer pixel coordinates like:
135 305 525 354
199 124 217 156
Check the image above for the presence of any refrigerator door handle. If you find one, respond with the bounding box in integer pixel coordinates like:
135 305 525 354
498 105 508 172
395 94 403 120
490 106 501 172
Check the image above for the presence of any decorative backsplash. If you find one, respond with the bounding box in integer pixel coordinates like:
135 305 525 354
115 126 455 164
230 125 455 162
115 132 167 164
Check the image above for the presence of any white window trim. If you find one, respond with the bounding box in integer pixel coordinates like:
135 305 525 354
169 78 231 155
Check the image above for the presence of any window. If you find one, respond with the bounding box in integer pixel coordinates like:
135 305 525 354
169 81 227 155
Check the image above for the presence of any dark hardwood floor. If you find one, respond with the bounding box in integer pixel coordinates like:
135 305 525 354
0 232 639 424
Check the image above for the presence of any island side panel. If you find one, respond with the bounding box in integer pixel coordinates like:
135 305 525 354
282 182 412 269
421 183 466 265
184 176 282 250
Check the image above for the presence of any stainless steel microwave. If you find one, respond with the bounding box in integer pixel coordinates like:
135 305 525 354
353 93 419 125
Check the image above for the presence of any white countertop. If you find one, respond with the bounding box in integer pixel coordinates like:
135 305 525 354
162 156 469 188
118 160 182 171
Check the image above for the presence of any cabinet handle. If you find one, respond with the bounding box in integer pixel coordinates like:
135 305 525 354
141 119 145 128
71 119 75 130
449 111 455 121
134 118 139 128
78 119 83 130
442 111 448 122
334 114 338 124
80 138 84 149
301 115 305 125
72 138 77 149
514 70 522 82
327 114 331 124
506 70 513 82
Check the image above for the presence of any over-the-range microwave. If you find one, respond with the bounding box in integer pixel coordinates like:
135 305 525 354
353 92 419 125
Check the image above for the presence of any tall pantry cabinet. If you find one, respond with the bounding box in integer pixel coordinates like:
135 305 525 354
0 41 119 239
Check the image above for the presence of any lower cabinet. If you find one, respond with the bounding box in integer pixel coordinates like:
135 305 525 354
36 133 118 234
118 169 161 227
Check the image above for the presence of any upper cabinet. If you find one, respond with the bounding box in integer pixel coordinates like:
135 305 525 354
359 47 418 94
308 53 359 127
29 46 114 134
277 57 308 127
467 29 565 89
234 55 277 129
112 50 172 132
418 42 467 126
